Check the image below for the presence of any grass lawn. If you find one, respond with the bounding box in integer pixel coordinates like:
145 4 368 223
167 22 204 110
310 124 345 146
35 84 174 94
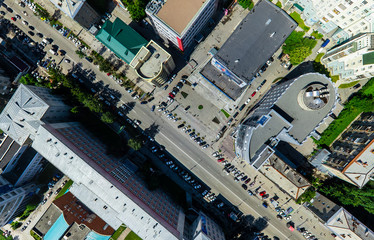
290 12 310 32
221 109 230 118
110 225 126 240
339 81 360 89
311 30 324 39
0 230 12 240
55 180 73 200
315 53 325 63
124 231 142 240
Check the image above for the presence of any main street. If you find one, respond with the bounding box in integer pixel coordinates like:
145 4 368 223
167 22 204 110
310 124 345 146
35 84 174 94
2 1 332 239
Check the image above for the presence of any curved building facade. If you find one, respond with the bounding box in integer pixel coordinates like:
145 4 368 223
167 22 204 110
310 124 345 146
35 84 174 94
235 73 338 169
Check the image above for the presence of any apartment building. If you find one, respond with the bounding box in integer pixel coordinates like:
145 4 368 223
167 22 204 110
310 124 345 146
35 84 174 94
146 0 218 51
293 0 373 42
0 84 225 240
321 33 374 83
311 112 374 188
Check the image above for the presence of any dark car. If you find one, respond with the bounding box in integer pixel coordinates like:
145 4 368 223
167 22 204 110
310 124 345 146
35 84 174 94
353 83 361 89
6 7 13 13
241 184 248 190
184 105 190 111
28 31 34 36
177 124 185 128
29 25 35 30
151 105 155 112
140 101 148 104
239 104 246 111
233 112 239 118
0 11 5 15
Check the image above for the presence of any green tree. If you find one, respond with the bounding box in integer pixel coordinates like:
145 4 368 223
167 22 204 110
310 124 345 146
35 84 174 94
282 31 317 65
19 74 39 86
296 188 316 204
75 50 86 59
238 0 254 9
101 112 115 123
122 0 149 21
128 138 142 150
70 106 79 114
11 221 22 230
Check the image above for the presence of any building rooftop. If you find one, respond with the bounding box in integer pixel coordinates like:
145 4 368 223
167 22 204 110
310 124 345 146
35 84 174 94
200 61 247 100
95 18 148 64
235 73 337 165
54 192 114 236
156 0 208 35
275 73 337 143
341 139 374 188
130 40 171 80
43 122 183 238
49 0 85 19
261 153 311 199
307 193 341 223
213 0 296 83
326 208 374 240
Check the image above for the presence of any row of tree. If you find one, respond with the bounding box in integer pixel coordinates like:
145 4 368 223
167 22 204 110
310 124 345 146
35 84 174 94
121 0 150 21
20 68 115 123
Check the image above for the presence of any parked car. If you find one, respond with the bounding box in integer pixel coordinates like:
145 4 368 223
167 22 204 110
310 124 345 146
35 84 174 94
251 91 257 97
54 187 62 195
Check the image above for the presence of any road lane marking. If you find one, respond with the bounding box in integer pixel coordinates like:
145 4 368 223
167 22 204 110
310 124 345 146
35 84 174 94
158 132 289 239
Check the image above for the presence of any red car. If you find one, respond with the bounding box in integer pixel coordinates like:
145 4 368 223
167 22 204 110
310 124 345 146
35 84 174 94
259 191 266 197
217 158 225 162
11 17 16 21
168 92 175 98
106 72 111 76
251 91 257 97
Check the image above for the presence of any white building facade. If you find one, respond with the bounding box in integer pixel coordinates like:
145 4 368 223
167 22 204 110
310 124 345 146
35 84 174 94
322 33 374 83
291 0 373 42
146 0 218 51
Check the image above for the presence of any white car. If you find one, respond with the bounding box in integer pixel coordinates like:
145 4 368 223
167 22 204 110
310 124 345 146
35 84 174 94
245 98 251 105
22 20 28 25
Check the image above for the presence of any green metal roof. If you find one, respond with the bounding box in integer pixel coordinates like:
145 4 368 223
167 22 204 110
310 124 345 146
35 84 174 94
363 52 374 65
95 18 148 64
293 3 304 12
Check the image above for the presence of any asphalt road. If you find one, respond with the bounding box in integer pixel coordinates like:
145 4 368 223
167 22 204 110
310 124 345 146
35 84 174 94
2 2 320 239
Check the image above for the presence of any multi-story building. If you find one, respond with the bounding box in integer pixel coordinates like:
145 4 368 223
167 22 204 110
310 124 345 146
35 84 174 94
130 40 175 87
190 212 225 240
326 207 374 240
96 18 149 64
200 0 297 101
235 73 337 169
321 33 374 83
146 0 218 51
34 191 114 239
0 176 36 226
0 84 225 240
311 112 374 188
48 0 100 29
292 0 373 42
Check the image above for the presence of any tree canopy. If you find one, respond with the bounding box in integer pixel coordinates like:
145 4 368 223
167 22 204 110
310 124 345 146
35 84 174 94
282 31 317 65
122 0 149 21
238 0 254 10
128 138 142 151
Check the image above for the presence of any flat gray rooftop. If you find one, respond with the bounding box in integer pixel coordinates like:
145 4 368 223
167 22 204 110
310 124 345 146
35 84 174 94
200 62 247 100
214 0 296 83
308 192 341 223
34 204 61 236
275 73 337 142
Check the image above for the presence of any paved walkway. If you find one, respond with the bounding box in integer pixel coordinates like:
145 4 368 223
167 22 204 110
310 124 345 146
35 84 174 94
115 227 131 240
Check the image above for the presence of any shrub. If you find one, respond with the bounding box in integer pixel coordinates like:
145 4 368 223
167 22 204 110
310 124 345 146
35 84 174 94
238 0 254 10
198 105 203 110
